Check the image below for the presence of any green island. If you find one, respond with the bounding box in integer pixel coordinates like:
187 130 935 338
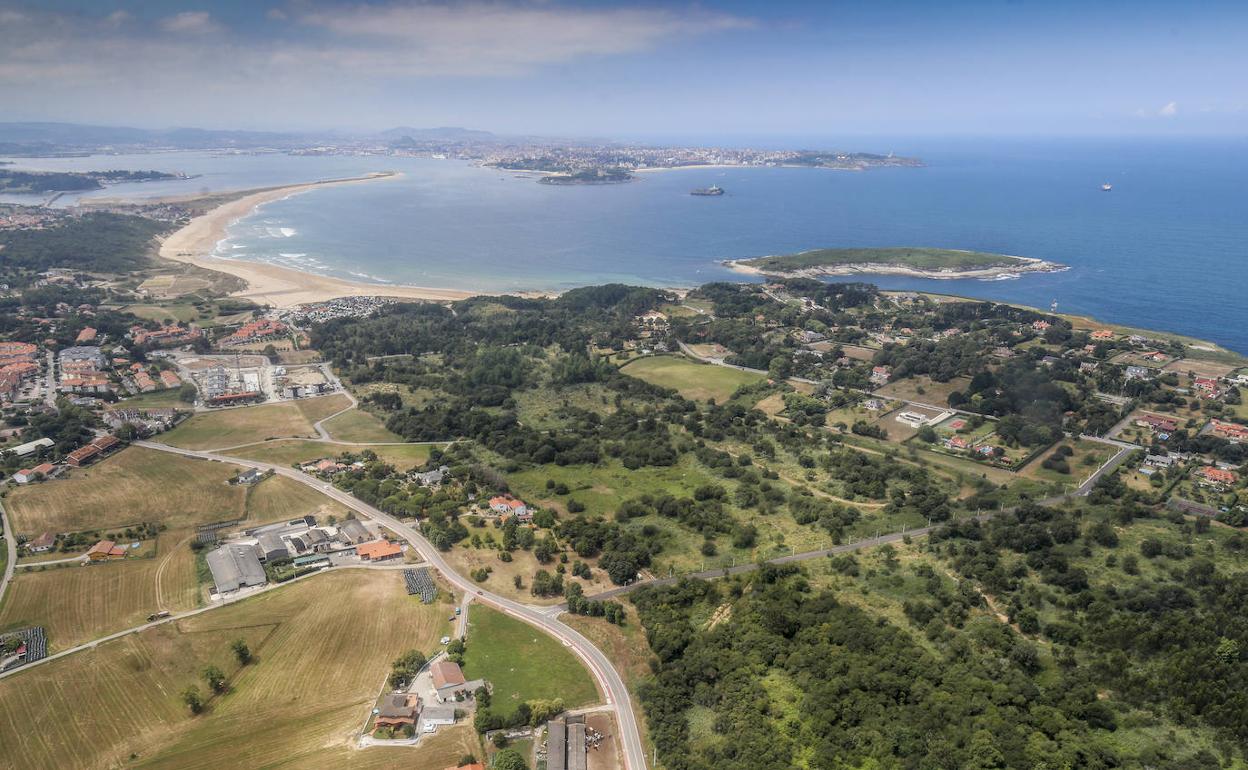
729 246 1066 279
537 167 634 185
0 169 183 194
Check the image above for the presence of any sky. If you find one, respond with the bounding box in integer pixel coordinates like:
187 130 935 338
1 0 1246 139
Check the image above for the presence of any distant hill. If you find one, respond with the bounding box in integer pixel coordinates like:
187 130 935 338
0 122 307 153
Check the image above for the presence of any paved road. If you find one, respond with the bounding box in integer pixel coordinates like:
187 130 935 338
0 500 16 609
14 554 87 568
42 351 57 410
134 440 650 770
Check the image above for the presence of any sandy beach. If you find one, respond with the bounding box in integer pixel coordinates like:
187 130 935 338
158 173 477 307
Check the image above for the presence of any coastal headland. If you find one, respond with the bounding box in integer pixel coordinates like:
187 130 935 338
725 247 1067 281
157 173 478 307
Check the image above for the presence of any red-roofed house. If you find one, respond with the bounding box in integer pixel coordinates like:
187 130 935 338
1135 413 1179 433
75 327 97 343
91 435 121 454
1196 466 1238 488
489 495 529 519
86 539 127 561
1210 420 1248 443
356 539 402 561
66 444 101 467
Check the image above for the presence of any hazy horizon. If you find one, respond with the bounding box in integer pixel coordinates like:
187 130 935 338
3 0 1246 138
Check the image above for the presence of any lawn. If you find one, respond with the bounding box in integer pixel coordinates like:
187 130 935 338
873 375 970 406
4 447 247 536
0 570 454 770
461 605 599 710
224 439 438 471
120 302 203 323
320 407 402 442
163 402 320 450
620 355 764 403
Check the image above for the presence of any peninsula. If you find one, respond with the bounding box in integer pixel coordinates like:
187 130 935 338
725 247 1067 280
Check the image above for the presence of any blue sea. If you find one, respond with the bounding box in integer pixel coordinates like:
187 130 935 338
3 138 1246 353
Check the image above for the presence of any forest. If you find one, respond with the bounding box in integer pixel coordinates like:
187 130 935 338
631 483 1247 770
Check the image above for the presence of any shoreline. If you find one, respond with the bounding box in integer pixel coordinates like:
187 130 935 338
158 174 487 307
721 254 1068 282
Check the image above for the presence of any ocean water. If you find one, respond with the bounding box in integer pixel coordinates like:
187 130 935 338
4 138 1246 353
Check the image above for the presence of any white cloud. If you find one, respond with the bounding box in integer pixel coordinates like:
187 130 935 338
1158 101 1178 117
293 2 753 77
158 11 222 35
0 2 752 127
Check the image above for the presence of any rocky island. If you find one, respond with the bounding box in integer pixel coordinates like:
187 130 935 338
725 247 1067 280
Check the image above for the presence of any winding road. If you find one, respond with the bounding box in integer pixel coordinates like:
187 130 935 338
130 440 651 770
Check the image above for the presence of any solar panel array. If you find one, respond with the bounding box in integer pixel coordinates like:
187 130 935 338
0 626 47 671
403 568 436 603
196 518 243 547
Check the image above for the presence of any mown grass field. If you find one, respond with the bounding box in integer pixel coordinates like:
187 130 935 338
620 355 764 403
0 535 197 651
0 473 352 652
461 606 599 710
5 447 246 536
162 403 319 449
0 570 454 770
115 388 190 410
320 408 402 442
224 439 437 471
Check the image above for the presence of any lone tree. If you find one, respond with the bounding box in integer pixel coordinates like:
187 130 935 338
231 638 251 665
202 665 227 693
388 649 427 689
492 748 528 770
181 685 204 715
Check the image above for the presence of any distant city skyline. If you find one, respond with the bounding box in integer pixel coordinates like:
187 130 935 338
2 0 1246 137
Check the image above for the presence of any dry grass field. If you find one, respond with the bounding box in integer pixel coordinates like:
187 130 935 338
0 532 199 651
320 408 403 442
162 403 320 449
294 393 353 422
873 375 970 406
0 570 455 770
0 472 353 652
224 439 438 471
5 447 246 536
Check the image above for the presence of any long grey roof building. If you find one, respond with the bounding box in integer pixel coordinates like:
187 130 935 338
206 544 267 594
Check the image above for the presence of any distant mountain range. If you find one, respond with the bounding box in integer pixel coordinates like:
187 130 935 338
0 122 310 153
0 122 607 155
